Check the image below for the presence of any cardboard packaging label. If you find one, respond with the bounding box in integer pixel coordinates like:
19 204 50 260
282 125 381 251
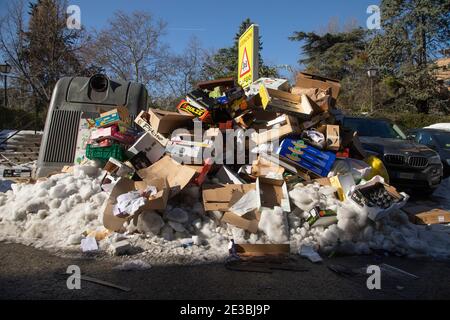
277 138 336 177
177 99 211 122
74 115 96 165
135 111 169 146
95 107 130 128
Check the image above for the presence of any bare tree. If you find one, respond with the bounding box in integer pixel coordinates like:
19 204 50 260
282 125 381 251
87 11 168 87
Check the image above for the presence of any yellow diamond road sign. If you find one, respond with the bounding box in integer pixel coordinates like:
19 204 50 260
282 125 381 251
238 24 259 88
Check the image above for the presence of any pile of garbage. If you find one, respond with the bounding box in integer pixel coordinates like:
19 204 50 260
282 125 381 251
1 73 449 262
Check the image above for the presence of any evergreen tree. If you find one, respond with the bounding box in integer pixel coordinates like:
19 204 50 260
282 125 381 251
369 0 450 113
202 18 278 80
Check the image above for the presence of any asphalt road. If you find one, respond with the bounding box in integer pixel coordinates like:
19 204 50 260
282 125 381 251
0 242 449 300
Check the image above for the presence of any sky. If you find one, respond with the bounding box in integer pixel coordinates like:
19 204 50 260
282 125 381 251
1 0 380 71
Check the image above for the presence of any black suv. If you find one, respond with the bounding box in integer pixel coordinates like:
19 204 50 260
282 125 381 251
342 117 443 191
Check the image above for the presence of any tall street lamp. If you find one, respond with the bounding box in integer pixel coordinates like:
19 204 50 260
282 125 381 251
0 62 12 108
367 67 378 113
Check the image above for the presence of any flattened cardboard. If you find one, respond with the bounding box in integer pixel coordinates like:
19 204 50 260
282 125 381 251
202 184 256 211
236 244 290 256
221 212 259 234
414 209 450 225
138 155 196 197
256 177 291 212
147 108 194 134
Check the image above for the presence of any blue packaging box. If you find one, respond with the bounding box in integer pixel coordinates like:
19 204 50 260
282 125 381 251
277 138 336 176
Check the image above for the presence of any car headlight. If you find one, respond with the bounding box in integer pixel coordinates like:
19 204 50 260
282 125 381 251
428 155 441 165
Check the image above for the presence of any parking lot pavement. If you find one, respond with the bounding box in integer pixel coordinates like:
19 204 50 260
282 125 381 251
0 242 449 300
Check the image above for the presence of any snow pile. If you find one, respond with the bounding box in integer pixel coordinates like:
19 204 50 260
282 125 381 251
288 182 450 260
113 259 151 271
0 165 107 249
1 164 449 262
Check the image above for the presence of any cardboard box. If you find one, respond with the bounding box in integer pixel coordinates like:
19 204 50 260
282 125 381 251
128 133 166 164
349 176 409 221
103 157 135 177
295 72 341 107
138 155 196 197
134 111 169 146
147 108 194 134
95 106 130 128
251 156 285 178
252 114 301 145
291 86 332 112
248 77 290 96
256 177 291 212
166 132 214 164
235 244 290 256
413 208 450 225
277 138 336 177
90 125 135 145
259 84 319 117
258 152 312 180
317 125 340 151
103 177 169 232
126 151 152 170
202 184 256 211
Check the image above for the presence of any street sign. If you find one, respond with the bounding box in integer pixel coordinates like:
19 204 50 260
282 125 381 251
238 24 259 88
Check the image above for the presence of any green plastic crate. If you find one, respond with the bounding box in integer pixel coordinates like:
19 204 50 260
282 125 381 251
85 144 125 162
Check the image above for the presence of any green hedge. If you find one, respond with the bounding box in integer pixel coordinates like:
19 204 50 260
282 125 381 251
366 111 450 130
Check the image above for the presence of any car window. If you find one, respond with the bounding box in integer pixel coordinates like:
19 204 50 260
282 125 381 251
343 118 405 139
433 133 450 149
417 131 435 146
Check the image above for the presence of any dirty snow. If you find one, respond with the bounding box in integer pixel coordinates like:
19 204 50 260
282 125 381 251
0 165 449 264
